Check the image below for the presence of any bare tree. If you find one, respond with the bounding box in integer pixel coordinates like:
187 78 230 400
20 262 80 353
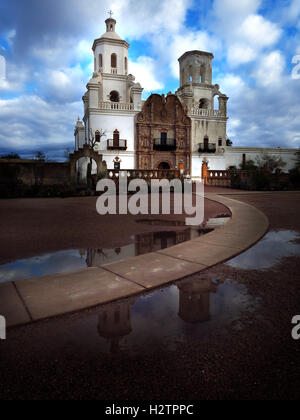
256 153 286 173
64 148 71 162
87 129 107 184
88 128 106 149
294 149 300 170
35 151 46 161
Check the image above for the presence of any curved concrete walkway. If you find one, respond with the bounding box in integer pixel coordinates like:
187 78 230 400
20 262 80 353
0 194 269 328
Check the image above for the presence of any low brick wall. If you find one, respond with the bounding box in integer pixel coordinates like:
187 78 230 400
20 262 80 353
0 159 71 187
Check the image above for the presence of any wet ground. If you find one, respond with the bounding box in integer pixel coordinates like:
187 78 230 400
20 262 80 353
0 194 230 264
0 218 230 284
0 191 300 400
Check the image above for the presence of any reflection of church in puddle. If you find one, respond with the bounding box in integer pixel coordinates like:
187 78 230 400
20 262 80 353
81 228 201 267
178 277 217 323
98 298 136 354
97 277 218 353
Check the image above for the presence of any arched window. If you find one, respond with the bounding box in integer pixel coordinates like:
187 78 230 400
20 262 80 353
99 54 103 70
204 136 209 151
110 91 120 102
189 65 193 82
113 129 120 143
214 95 219 110
125 57 128 73
199 98 209 109
200 65 206 83
160 131 167 146
95 131 101 143
111 53 117 68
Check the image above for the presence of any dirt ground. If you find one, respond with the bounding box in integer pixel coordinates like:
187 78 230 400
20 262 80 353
0 191 300 400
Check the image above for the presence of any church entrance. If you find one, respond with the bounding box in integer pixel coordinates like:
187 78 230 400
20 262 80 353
158 162 171 170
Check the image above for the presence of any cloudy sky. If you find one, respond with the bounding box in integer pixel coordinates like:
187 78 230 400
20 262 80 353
0 0 300 160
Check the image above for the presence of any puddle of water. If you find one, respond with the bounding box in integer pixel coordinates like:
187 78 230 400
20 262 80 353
51 277 259 356
0 216 230 284
0 227 207 284
227 230 300 270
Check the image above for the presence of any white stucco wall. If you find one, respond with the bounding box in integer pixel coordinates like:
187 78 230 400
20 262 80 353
191 118 227 151
101 152 135 170
94 42 128 76
191 147 298 179
224 147 298 172
89 113 135 151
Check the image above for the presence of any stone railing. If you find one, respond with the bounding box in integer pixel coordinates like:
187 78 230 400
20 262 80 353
198 143 217 154
107 139 127 150
99 102 135 111
204 170 231 187
107 169 182 182
190 108 224 118
153 138 177 151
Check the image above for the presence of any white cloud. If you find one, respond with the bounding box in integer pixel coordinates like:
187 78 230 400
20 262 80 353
0 61 30 93
0 95 81 153
129 56 164 92
216 73 246 96
282 0 300 24
227 45 257 67
212 1 282 67
111 0 191 38
35 65 88 104
253 51 285 87
168 31 221 78
31 38 93 69
237 14 282 49
213 0 262 22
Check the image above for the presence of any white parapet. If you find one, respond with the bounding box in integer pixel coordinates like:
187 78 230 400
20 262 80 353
99 102 136 111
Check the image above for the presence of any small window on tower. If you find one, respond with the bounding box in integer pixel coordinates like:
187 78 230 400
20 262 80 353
218 138 223 147
199 98 209 109
111 53 117 68
161 132 167 145
99 54 103 69
125 57 128 73
95 131 101 143
113 129 120 142
110 91 120 102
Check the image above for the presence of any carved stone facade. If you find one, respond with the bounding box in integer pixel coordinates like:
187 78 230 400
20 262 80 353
135 94 191 174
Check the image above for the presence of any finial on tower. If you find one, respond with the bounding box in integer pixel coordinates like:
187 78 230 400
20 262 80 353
105 10 116 32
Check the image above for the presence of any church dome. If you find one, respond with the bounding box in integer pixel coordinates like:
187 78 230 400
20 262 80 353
100 18 122 40
100 31 122 40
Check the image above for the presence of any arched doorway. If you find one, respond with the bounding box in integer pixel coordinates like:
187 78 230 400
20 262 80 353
158 162 170 170
76 157 98 184
69 144 107 184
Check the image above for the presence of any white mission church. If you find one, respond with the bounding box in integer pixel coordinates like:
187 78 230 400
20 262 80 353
74 16 297 180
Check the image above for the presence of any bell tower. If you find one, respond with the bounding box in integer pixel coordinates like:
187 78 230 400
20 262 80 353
76 14 144 172
176 50 229 176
